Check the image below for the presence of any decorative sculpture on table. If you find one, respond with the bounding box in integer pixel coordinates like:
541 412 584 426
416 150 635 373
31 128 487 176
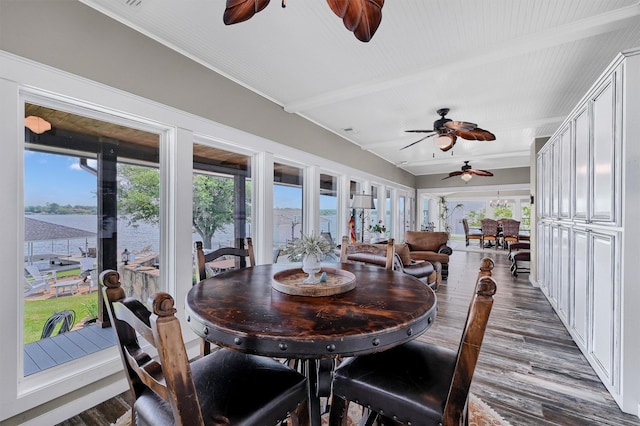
282 233 332 284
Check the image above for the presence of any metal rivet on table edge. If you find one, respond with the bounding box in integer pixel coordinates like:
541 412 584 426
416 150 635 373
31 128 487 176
326 344 336 352
203 326 209 335
406 328 413 336
279 343 288 351
372 338 380 346
234 337 242 345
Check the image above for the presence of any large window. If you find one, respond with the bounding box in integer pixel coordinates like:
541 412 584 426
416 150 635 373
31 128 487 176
273 162 304 263
320 173 338 248
23 102 161 376
192 142 252 276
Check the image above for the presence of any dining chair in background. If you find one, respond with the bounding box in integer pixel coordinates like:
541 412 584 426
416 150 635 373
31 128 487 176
480 218 499 248
101 269 309 426
500 218 521 250
330 257 497 426
194 238 255 356
462 218 483 247
194 238 255 282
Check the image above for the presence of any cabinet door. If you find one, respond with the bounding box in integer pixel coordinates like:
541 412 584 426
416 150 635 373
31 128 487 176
557 226 570 323
559 126 571 218
590 230 618 389
573 106 589 220
536 155 544 219
591 78 617 223
542 149 552 218
548 225 559 306
551 139 561 218
571 229 589 349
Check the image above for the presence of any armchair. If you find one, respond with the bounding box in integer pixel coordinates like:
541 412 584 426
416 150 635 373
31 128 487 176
404 231 452 280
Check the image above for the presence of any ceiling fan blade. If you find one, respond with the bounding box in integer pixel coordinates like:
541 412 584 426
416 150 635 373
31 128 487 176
438 134 457 152
404 129 436 134
224 0 271 25
442 171 463 180
327 0 385 42
444 120 477 132
400 133 435 150
455 127 496 141
469 169 494 177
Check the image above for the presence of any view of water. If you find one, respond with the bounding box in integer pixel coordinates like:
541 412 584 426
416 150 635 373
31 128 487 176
24 214 235 260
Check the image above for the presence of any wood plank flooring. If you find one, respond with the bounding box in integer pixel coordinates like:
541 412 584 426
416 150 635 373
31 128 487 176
425 248 639 425
57 248 640 425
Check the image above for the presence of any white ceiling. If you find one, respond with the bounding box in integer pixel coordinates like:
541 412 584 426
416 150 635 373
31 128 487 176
80 0 640 177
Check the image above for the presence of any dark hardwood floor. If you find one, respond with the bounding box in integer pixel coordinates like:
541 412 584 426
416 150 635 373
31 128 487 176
58 247 640 425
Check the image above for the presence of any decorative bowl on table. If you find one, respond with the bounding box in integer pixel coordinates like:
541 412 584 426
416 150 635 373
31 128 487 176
272 267 356 297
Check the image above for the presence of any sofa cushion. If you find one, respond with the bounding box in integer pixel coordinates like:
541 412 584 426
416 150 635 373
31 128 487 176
409 251 450 265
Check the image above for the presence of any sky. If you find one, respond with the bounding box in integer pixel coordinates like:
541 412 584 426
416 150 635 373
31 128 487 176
24 151 97 206
25 151 338 210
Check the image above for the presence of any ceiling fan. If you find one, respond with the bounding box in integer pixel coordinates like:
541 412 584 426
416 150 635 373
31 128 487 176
402 108 496 152
223 0 384 42
442 161 493 183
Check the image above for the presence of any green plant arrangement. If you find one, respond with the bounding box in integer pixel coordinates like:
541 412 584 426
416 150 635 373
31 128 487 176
438 196 463 234
282 233 332 262
370 220 386 234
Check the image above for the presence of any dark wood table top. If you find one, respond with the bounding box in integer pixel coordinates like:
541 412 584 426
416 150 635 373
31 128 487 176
185 262 437 359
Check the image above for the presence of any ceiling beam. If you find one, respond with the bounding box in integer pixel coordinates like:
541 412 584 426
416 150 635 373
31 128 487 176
283 4 640 113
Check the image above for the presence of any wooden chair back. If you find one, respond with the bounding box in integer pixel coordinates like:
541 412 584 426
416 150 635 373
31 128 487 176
462 218 482 246
480 218 499 242
340 236 395 270
444 258 497 424
194 237 255 283
101 270 206 425
500 219 521 247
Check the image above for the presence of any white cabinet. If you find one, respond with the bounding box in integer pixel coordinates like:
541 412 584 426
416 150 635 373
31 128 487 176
573 106 589 220
536 50 640 415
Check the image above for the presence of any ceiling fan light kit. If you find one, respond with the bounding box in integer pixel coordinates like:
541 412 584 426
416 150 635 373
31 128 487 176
460 173 473 183
223 0 385 42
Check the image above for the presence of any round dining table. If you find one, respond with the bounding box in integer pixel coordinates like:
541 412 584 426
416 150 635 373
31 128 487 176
185 262 438 426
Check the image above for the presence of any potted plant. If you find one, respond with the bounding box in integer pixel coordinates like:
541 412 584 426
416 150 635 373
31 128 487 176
370 220 386 240
282 233 332 283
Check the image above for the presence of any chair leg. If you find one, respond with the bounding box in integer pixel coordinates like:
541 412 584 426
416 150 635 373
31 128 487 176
200 338 211 357
328 396 350 426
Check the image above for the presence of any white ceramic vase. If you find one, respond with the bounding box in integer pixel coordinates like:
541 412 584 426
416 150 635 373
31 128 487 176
302 255 322 284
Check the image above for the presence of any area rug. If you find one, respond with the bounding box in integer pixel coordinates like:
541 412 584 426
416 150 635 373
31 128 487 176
111 393 511 425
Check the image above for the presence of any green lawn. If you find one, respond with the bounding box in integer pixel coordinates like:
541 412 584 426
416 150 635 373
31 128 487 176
24 269 99 344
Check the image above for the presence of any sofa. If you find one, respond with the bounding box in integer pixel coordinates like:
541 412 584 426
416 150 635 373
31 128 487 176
404 231 452 280
338 239 439 290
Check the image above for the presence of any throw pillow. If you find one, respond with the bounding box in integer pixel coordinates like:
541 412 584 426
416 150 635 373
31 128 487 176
395 243 412 266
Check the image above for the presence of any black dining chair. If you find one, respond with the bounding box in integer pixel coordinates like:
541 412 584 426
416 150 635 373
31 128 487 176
329 258 497 426
101 270 309 426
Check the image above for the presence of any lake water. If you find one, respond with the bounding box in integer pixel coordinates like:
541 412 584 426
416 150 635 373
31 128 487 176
24 214 235 259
